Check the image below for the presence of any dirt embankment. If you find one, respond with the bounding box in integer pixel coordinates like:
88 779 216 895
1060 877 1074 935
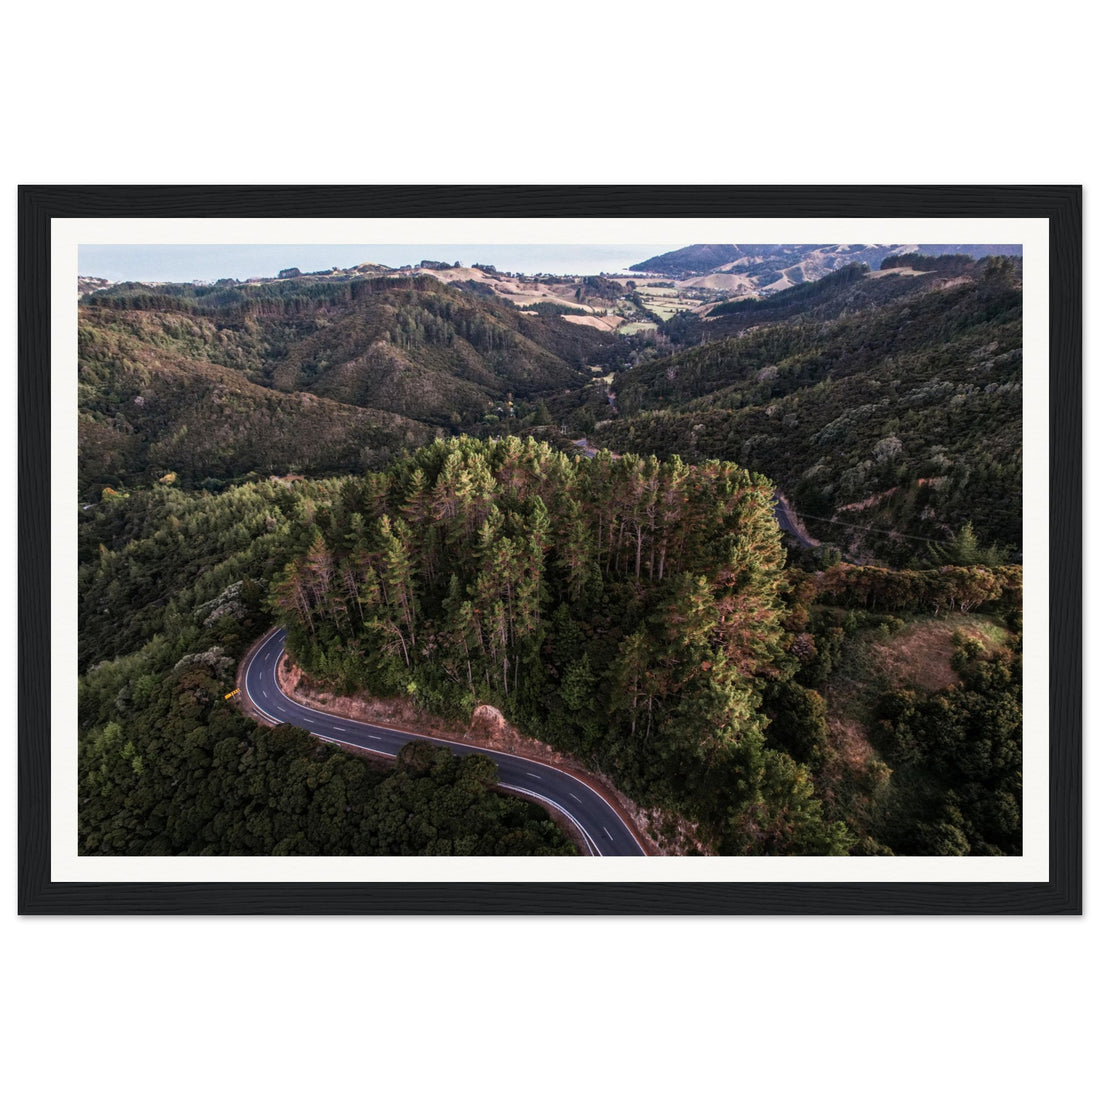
273 652 688 856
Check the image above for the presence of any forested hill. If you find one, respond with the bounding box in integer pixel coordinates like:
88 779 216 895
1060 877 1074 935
79 274 614 493
77 472 578 857
272 435 848 854
267 435 1021 856
78 436 1022 858
592 256 1023 565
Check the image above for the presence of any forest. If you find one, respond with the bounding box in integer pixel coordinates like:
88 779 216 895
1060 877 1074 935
591 256 1022 564
76 253 1025 857
78 476 576 855
78 274 615 494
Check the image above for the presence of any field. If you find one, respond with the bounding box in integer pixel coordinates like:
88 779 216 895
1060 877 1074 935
560 312 624 332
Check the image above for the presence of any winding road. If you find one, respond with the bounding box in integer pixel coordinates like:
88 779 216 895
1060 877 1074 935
240 629 647 856
772 492 821 550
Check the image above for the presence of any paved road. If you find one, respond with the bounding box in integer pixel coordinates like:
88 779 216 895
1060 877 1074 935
241 629 647 856
772 492 821 550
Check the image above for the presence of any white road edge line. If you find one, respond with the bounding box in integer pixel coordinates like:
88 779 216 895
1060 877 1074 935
244 629 645 856
499 785 601 856
313 733 396 759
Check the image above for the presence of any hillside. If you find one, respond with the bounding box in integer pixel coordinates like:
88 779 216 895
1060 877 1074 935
78 311 438 493
630 242 1024 287
591 256 1023 564
271 435 851 855
79 273 617 492
265 436 1020 856
631 243 902 282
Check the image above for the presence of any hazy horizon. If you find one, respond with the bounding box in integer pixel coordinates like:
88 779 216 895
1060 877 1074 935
79 241 1024 285
78 243 671 283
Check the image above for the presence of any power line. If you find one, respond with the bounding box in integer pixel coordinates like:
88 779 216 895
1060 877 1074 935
792 510 956 546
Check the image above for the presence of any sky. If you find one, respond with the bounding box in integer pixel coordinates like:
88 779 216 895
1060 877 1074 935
78 241 1024 284
78 243 670 282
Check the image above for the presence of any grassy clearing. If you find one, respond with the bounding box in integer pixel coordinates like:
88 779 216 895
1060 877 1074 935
869 615 1009 694
644 303 680 320
826 612 1012 721
812 611 1016 848
818 612 1011 764
637 296 696 319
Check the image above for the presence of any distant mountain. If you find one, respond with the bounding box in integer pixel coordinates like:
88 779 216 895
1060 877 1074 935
630 243 1024 287
630 244 751 276
78 275 111 297
702 253 991 335
630 243 895 280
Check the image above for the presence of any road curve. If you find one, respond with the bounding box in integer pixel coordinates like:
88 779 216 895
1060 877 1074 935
240 629 647 856
772 492 820 550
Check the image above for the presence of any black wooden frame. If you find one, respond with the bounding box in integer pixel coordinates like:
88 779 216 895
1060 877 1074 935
18 185 1082 914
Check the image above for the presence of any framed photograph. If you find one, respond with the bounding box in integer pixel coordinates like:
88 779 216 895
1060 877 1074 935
19 185 1081 914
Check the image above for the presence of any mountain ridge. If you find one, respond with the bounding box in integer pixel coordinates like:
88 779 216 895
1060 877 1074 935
629 242 1024 283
